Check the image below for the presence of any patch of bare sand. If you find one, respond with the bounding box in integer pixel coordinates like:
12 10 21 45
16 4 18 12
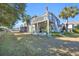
13 32 31 40
13 32 31 36
56 37 79 42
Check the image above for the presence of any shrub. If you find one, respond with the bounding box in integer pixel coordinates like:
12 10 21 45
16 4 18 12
73 28 79 33
51 32 63 37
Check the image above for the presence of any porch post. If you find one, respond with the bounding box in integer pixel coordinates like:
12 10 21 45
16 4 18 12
37 23 39 33
47 20 49 35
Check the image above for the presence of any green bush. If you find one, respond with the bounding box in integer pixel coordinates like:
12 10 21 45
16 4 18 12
73 25 79 33
64 32 72 35
73 28 79 33
51 32 63 37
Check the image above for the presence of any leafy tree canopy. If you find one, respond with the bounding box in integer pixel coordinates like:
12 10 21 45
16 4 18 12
22 14 31 25
59 6 79 32
59 6 79 19
0 3 26 28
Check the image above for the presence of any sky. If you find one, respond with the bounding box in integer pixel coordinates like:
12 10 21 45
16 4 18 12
14 3 79 28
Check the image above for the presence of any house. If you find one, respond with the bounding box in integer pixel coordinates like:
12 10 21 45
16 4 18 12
64 21 79 32
30 7 60 35
20 22 28 32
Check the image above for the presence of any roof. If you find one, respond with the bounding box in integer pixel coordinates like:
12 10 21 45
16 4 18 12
64 21 79 25
31 7 60 24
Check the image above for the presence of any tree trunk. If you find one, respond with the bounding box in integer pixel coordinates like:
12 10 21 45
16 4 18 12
66 19 68 32
27 23 29 32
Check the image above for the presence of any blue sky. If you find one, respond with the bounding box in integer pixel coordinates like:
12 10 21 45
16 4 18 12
14 3 79 28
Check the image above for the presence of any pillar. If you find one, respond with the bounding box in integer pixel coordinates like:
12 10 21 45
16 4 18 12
37 23 39 33
47 20 49 35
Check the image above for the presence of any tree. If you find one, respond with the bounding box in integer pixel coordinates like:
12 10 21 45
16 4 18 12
19 14 31 32
0 3 26 28
23 14 31 25
59 6 79 32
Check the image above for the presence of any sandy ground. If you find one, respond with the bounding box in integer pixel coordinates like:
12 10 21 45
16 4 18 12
56 37 79 42
13 32 31 35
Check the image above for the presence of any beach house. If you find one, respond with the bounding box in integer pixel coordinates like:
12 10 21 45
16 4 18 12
30 7 60 35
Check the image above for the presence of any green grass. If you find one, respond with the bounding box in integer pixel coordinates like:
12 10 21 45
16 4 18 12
0 32 79 56
0 32 50 56
64 32 79 38
0 32 51 56
51 32 63 37
51 32 79 38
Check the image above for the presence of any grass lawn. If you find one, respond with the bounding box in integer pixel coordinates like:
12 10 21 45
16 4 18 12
0 32 79 56
63 32 79 38
51 32 79 38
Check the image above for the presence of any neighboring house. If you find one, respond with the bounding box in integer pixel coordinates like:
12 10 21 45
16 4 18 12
20 22 28 32
64 21 79 32
30 7 60 35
